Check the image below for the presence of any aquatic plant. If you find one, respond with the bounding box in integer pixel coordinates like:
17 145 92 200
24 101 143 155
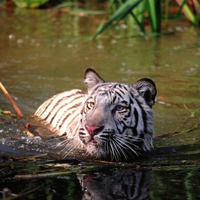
94 0 200 38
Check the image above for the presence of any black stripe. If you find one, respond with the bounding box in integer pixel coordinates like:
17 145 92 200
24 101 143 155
129 97 134 104
38 98 54 117
116 120 126 134
129 107 138 136
42 90 84 117
46 93 84 123
49 96 83 125
134 107 138 128
135 98 147 133
55 102 82 126
115 89 126 98
43 97 68 120
112 94 117 103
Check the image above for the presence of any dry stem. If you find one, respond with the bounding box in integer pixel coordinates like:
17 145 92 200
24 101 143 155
0 81 23 117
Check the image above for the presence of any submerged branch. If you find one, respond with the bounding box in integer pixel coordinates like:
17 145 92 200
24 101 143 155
0 82 23 117
155 123 200 140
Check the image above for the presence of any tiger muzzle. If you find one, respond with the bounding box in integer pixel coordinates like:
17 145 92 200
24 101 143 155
85 125 104 136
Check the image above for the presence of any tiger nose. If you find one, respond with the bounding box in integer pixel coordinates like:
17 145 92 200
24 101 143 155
85 125 104 136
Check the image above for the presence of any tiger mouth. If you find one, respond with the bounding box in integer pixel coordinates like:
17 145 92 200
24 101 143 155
86 140 101 150
79 132 101 146
82 129 115 146
89 139 97 144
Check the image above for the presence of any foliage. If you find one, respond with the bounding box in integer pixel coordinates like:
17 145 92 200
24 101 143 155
94 0 200 38
13 0 48 8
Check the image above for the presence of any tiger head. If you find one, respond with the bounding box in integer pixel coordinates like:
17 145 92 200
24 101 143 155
78 68 157 161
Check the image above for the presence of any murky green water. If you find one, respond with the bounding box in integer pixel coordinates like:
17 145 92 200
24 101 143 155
0 3 200 199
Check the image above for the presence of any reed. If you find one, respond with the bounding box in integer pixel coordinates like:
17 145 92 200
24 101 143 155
94 0 200 38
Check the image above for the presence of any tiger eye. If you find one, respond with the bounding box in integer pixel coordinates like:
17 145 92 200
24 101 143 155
114 105 128 112
86 101 95 110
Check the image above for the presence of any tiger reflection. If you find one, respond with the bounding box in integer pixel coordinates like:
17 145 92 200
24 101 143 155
78 169 151 200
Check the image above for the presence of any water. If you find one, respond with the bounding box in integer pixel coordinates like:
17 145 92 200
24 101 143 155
0 3 200 199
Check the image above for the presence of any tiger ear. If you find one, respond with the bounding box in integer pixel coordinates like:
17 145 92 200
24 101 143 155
84 68 105 90
134 78 157 108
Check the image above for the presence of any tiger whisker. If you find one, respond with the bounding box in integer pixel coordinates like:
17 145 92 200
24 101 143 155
117 136 140 151
98 133 142 161
104 141 110 159
59 141 74 155
109 141 119 161
116 134 143 148
115 137 141 152
119 134 143 141
53 137 79 158
113 136 139 158
113 140 131 160
56 124 83 157
111 138 128 161
110 139 127 160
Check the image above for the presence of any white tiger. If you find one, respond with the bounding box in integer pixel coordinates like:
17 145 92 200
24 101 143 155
35 68 157 161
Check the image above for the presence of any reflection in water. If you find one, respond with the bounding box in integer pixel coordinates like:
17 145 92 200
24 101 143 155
78 169 151 200
1 166 200 200
0 168 151 200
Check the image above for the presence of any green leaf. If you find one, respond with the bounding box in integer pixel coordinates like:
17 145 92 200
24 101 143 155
93 0 143 39
146 0 161 33
176 0 198 26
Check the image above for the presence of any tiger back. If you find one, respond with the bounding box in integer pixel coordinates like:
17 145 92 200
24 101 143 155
35 89 86 136
35 68 157 161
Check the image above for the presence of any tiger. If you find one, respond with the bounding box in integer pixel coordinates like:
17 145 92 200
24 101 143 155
34 68 157 161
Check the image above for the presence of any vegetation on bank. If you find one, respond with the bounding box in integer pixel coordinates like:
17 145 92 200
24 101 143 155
1 0 200 37
94 0 200 38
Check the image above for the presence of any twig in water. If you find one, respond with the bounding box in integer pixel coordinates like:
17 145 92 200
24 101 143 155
155 124 200 140
0 81 23 117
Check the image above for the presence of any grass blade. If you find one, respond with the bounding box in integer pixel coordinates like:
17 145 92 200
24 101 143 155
176 0 198 25
93 0 143 39
146 0 162 34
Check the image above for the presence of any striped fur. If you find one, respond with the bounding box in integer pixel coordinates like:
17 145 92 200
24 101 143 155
35 68 157 161
35 90 86 136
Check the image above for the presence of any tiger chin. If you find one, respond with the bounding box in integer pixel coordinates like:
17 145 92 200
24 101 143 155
35 68 157 162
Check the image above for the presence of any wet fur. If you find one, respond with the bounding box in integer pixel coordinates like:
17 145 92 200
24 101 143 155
35 68 157 161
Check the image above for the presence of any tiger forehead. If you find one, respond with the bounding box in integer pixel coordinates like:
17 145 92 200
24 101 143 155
90 82 138 103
